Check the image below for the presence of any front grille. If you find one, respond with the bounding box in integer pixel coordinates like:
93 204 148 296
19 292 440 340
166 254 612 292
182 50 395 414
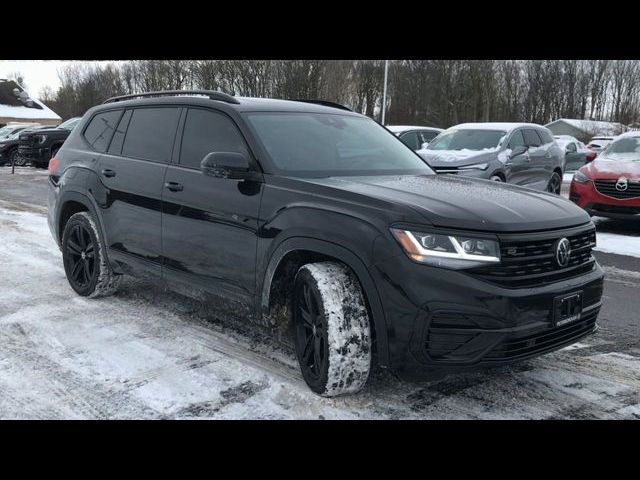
483 307 599 361
594 179 640 199
432 166 459 174
471 227 596 288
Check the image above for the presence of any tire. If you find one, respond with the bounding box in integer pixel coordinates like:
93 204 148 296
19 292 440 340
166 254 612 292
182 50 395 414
13 150 26 166
62 211 121 298
293 262 371 397
547 171 562 195
490 174 504 182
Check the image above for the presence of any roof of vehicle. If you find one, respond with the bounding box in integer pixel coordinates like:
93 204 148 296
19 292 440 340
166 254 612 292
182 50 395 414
590 136 615 140
385 125 444 133
449 122 545 131
97 94 361 116
613 131 640 139
554 134 578 140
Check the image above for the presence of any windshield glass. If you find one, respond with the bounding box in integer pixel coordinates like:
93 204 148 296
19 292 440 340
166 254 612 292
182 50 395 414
601 136 640 161
244 112 433 176
427 129 506 151
57 118 80 130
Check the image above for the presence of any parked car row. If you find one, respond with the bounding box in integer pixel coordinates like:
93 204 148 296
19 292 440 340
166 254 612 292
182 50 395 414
48 91 605 396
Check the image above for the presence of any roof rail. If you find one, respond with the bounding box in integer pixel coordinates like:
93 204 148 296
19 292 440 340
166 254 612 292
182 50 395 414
291 99 352 111
102 90 240 105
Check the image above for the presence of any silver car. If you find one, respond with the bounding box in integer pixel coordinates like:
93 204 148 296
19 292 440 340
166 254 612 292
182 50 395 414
417 122 565 194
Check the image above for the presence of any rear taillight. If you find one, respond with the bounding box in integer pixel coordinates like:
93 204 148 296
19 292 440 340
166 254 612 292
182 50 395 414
48 157 60 175
585 152 596 162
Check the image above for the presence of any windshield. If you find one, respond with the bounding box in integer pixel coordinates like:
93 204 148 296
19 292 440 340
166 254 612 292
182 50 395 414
57 117 80 130
427 129 506 151
244 112 433 176
600 136 640 161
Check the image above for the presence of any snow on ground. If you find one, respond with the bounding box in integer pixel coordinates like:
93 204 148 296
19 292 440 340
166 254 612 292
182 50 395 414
0 203 639 419
595 232 640 258
563 172 574 183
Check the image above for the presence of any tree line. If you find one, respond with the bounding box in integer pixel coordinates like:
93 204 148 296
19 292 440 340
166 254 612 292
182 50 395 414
37 60 640 128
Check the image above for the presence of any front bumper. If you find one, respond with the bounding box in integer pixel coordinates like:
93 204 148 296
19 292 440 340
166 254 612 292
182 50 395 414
570 180 640 218
371 253 604 376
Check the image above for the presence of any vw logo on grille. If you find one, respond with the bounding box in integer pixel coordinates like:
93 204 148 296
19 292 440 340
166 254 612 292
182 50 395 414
615 177 628 191
555 238 572 267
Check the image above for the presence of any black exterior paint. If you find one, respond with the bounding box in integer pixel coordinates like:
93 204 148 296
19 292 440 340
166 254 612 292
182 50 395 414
47 95 604 375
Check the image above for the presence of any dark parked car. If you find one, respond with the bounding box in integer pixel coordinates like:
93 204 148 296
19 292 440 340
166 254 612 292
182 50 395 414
418 123 565 194
386 125 443 151
48 91 604 396
18 117 81 168
0 125 54 166
554 135 596 171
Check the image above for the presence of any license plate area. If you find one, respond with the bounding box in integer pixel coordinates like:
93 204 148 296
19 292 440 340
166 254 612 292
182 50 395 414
553 291 583 327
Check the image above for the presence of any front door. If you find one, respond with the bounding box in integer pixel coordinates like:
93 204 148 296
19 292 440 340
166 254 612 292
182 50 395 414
161 107 263 303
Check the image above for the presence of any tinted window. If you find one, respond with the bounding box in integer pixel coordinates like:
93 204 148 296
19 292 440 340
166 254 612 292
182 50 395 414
566 142 577 153
108 110 132 155
399 131 420 150
523 129 542 147
83 110 122 153
245 112 431 176
420 130 439 143
180 109 248 169
508 130 525 148
122 108 180 162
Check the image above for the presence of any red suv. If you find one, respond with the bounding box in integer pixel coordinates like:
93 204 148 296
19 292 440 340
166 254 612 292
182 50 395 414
570 132 640 219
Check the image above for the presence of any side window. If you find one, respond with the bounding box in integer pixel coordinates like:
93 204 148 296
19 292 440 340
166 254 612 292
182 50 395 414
108 110 132 155
523 129 542 147
508 130 525 148
179 108 249 169
566 142 577 153
121 107 181 163
537 129 553 144
83 110 123 153
399 131 420 150
420 130 439 144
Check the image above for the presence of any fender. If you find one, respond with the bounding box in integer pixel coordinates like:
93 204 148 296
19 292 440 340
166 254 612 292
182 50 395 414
260 236 391 367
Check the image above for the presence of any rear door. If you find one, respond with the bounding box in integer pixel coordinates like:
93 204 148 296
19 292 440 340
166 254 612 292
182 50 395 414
96 106 181 277
161 107 263 303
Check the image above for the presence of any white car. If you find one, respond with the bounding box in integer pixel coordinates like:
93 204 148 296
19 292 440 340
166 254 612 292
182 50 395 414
386 125 444 151
586 136 615 154
554 135 596 171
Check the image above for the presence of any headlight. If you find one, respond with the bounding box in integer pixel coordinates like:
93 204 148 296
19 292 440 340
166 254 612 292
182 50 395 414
391 228 500 269
573 170 591 184
35 134 47 144
459 162 489 171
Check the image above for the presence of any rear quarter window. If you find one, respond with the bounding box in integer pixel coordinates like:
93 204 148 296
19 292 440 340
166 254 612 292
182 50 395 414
83 110 123 153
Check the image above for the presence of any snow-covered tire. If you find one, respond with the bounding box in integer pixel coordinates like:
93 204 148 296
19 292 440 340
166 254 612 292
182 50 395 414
293 262 371 397
62 211 121 298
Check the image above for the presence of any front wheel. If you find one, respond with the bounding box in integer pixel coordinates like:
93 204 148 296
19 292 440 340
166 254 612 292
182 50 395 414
12 150 26 166
62 211 121 298
547 172 562 195
293 262 372 397
490 174 504 182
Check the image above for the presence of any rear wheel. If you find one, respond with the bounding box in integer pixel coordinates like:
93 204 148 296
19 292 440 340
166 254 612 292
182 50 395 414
12 150 26 166
490 174 504 182
547 172 562 195
62 211 121 298
293 262 371 397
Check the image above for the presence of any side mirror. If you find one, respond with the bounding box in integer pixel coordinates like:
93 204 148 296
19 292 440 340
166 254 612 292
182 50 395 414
201 152 252 180
510 145 528 157
421 142 430 150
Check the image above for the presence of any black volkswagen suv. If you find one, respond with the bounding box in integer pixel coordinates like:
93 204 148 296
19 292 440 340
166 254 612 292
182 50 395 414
47 91 604 396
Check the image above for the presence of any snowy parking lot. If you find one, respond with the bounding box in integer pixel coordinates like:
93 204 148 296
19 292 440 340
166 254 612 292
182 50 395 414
0 168 639 419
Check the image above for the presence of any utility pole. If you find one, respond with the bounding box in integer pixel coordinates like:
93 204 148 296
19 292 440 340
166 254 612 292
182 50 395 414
381 60 389 125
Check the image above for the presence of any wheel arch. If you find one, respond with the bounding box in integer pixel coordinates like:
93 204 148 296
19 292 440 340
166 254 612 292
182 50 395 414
260 236 390 367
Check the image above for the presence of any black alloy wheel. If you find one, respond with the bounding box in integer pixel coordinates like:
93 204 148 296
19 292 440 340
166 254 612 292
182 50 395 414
294 279 328 385
547 172 562 194
64 223 97 290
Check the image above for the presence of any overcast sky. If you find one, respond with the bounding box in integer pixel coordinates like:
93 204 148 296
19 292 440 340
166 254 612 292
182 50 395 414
0 61 120 99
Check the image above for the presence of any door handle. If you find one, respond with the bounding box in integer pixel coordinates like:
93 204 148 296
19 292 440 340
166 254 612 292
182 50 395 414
164 182 183 192
101 169 116 178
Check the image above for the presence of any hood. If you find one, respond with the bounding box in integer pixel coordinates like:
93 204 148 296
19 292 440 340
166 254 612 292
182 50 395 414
304 174 590 232
417 149 498 167
582 156 640 180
